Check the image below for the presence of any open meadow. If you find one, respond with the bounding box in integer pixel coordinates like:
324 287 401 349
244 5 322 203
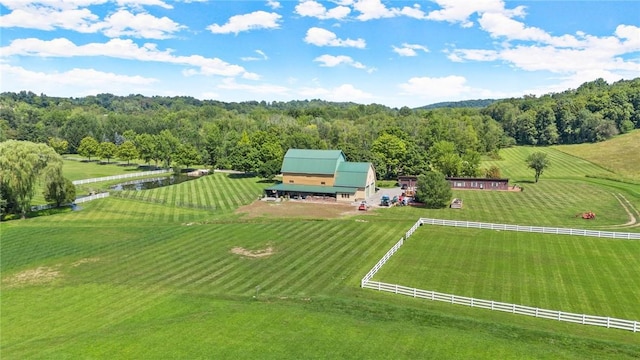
2 141 640 359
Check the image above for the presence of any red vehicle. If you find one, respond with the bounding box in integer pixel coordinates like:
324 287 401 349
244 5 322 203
358 201 368 211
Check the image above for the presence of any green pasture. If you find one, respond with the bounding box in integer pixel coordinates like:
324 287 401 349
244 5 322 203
110 172 269 216
61 157 159 181
2 217 639 359
554 130 640 182
374 226 640 320
482 146 615 182
3 142 640 359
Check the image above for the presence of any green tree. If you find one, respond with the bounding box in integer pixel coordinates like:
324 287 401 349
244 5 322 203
484 165 501 179
98 141 117 163
117 140 139 165
77 136 99 161
0 140 63 218
415 172 452 209
134 133 155 166
460 150 481 177
156 130 180 168
526 152 550 183
48 137 68 155
174 144 201 169
371 133 407 179
43 168 76 207
430 141 461 177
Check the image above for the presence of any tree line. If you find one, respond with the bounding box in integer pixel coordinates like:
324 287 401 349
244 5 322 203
1 78 637 181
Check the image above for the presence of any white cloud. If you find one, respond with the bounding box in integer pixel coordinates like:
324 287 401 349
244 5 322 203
102 10 185 39
207 11 282 34
0 37 254 78
304 27 365 48
398 75 509 103
0 2 184 39
266 0 281 9
313 54 367 70
0 63 158 96
399 75 471 98
218 78 289 95
295 0 351 20
352 0 396 20
299 84 374 102
448 24 640 78
241 49 269 62
426 0 525 28
116 0 172 9
392 43 429 57
0 5 103 32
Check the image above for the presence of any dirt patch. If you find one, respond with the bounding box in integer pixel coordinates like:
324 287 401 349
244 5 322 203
236 200 369 219
231 246 275 258
71 257 100 267
3 266 61 288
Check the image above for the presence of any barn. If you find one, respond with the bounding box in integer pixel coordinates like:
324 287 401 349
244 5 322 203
265 149 376 202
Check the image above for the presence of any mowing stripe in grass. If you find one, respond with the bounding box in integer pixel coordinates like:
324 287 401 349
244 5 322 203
269 223 365 295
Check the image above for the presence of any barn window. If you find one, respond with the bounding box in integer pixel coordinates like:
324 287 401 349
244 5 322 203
321 181 326 185
289 180 294 183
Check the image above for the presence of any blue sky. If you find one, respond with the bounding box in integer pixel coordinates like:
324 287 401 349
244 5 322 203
1 0 639 108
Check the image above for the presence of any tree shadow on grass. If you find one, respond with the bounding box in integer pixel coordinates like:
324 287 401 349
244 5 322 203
227 173 256 179
257 179 279 184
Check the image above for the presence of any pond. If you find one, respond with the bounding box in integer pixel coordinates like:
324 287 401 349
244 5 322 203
110 175 198 191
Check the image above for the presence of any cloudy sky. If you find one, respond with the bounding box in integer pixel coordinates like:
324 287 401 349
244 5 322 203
1 0 639 108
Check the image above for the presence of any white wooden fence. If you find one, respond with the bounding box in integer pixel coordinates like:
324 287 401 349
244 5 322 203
75 192 110 203
360 218 640 332
418 218 640 240
362 281 639 332
30 192 110 211
72 169 170 185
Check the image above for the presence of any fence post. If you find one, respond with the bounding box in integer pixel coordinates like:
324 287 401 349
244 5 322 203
607 317 610 328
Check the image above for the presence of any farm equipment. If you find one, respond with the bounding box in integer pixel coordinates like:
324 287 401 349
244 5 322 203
380 195 390 207
358 201 368 211
580 211 596 220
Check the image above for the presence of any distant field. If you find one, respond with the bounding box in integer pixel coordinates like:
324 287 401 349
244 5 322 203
481 146 616 182
554 130 640 182
61 157 157 181
374 226 640 320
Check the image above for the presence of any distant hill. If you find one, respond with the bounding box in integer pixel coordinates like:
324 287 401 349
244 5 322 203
416 99 497 110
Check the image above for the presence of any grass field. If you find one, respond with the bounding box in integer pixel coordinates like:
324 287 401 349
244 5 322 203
374 226 640 320
554 130 640 182
2 141 640 359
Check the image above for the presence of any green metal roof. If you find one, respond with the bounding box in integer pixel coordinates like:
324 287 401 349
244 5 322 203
265 183 358 194
334 162 372 188
280 149 346 175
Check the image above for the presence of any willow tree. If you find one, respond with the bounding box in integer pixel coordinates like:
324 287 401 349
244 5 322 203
0 140 63 218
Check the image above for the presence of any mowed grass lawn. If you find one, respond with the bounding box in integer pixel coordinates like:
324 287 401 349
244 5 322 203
373 226 640 320
3 217 640 359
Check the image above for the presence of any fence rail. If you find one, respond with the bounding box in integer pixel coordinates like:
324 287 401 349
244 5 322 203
75 192 110 203
418 218 640 240
360 218 640 332
363 281 639 332
72 169 171 185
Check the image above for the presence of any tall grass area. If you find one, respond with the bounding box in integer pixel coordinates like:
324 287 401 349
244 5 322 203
554 130 640 183
374 226 640 320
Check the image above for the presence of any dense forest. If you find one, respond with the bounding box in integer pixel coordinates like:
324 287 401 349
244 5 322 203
1 78 638 180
